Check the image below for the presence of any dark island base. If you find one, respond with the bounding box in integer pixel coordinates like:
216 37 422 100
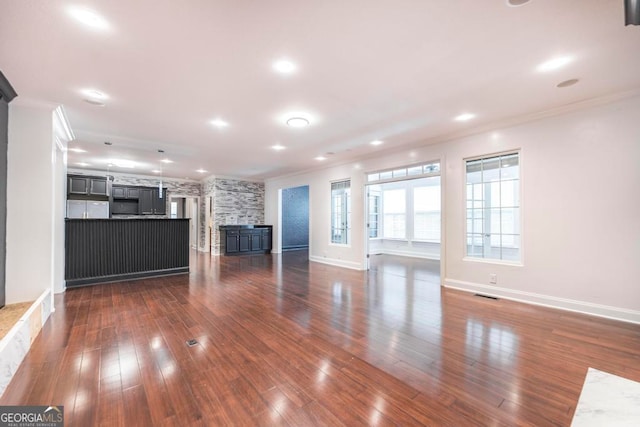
66 268 189 288
65 218 190 287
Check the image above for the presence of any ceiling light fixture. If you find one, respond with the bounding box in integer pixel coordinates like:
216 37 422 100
273 59 297 74
82 89 108 100
455 113 476 122
537 56 573 72
315 156 326 161
625 0 640 25
370 140 384 146
161 159 173 164
77 162 90 167
271 144 286 151
210 118 229 128
506 0 531 7
286 117 310 128
69 147 87 153
68 7 110 31
556 78 579 88
83 99 105 107
152 169 161 174
196 168 207 174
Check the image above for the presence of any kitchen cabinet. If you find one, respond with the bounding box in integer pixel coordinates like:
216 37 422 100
68 175 109 197
67 200 109 219
112 185 139 200
139 188 166 215
224 230 240 253
219 225 272 255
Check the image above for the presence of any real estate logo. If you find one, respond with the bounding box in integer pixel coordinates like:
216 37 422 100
0 405 64 427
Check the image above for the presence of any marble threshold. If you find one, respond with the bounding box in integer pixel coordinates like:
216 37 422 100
0 289 52 397
572 367 640 426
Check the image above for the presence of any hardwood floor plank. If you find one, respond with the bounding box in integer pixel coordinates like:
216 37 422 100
2 250 638 426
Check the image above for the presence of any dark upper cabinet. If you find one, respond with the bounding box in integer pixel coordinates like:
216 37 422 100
68 176 89 194
112 185 140 200
89 178 108 196
138 188 166 215
139 188 153 214
68 175 108 197
127 187 140 199
112 186 126 199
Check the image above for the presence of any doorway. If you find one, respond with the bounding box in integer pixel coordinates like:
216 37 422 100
281 185 309 251
170 196 200 250
364 161 442 270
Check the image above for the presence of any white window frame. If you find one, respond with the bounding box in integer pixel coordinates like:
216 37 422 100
463 150 523 265
331 180 351 245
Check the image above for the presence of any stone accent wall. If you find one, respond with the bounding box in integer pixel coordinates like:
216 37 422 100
202 177 265 254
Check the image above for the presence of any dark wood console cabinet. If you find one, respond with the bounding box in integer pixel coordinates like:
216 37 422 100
220 225 272 255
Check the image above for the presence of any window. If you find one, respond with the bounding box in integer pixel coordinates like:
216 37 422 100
368 192 381 238
413 180 440 242
383 189 406 238
331 180 351 244
466 152 520 261
367 161 440 184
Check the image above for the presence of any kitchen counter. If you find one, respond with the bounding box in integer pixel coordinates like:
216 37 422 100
65 218 189 287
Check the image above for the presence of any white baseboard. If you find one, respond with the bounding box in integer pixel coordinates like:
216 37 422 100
309 255 364 271
374 249 440 261
444 279 640 325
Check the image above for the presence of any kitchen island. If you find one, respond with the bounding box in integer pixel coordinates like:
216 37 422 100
65 218 189 287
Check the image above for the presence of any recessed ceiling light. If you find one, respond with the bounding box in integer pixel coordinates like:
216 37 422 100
271 144 286 151
82 89 108 100
104 141 112 145
109 159 136 168
286 117 310 128
370 140 384 146
68 7 109 31
152 169 161 174
455 113 476 122
69 147 87 153
161 159 173 164
506 0 531 7
315 156 326 161
83 99 105 106
556 78 579 88
76 162 90 167
196 168 207 174
273 59 297 74
537 56 573 72
210 119 229 128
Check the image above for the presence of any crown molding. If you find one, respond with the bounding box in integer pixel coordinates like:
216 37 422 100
0 71 17 103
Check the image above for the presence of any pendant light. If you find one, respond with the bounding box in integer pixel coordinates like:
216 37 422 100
157 149 164 199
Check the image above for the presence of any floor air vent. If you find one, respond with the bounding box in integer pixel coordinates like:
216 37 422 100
186 339 198 347
474 293 499 300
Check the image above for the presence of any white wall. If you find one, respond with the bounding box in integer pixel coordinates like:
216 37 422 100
265 95 640 323
6 103 67 303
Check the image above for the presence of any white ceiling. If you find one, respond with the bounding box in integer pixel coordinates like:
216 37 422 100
1 0 639 180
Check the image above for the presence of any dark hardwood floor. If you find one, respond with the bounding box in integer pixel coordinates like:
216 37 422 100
2 251 639 426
